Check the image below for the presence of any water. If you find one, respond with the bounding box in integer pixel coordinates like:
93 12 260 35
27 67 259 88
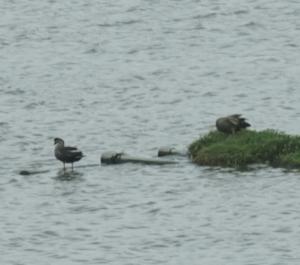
1 0 300 264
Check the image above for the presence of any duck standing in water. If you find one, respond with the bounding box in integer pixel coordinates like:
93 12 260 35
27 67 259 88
54 138 84 171
216 114 251 134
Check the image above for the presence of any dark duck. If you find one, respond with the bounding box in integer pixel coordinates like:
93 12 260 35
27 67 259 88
216 114 251 134
54 138 84 171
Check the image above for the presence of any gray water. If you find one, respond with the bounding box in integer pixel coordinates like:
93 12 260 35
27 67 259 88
1 0 300 264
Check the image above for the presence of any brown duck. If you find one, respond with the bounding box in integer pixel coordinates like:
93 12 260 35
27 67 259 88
54 138 84 171
216 114 251 134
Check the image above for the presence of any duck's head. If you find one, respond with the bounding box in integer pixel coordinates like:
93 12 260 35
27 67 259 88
54 138 64 145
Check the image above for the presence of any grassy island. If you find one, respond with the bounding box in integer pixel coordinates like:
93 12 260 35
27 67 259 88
189 130 300 169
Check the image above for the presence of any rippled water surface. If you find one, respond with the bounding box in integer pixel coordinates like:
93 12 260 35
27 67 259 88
1 0 300 264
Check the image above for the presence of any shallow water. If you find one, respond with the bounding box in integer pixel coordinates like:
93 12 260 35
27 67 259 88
1 0 300 264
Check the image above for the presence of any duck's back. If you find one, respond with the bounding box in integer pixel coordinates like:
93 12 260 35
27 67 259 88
216 115 250 134
55 144 83 163
216 117 233 134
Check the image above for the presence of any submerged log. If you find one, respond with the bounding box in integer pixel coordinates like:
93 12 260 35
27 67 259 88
19 163 99 175
19 169 50 175
157 147 188 157
101 151 177 165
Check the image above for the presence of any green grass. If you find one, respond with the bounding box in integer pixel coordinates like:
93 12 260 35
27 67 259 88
189 130 300 169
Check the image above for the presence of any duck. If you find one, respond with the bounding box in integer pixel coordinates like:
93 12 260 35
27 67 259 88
216 114 251 134
54 138 84 171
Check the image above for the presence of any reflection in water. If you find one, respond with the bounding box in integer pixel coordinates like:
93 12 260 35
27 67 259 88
55 170 84 181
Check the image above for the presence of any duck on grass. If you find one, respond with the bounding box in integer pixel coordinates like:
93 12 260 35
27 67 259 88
189 129 300 169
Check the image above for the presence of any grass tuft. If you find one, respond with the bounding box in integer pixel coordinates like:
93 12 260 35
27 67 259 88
189 130 300 169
